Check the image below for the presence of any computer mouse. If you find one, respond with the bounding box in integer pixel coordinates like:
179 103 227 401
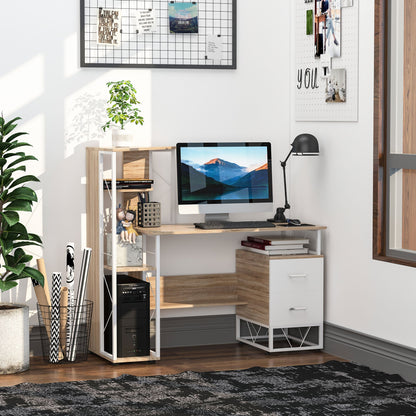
287 219 302 226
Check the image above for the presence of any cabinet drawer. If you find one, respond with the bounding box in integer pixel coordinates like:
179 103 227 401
269 258 323 327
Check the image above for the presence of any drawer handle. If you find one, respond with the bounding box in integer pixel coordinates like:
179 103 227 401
288 274 307 279
289 307 307 311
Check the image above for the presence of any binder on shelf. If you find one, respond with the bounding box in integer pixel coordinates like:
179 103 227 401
247 235 310 246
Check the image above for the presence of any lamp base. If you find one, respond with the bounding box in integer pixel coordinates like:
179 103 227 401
273 207 287 223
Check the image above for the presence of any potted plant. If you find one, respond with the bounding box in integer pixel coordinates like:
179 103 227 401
102 80 144 147
0 115 44 374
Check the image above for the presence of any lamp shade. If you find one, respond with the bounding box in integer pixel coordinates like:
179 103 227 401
291 134 319 155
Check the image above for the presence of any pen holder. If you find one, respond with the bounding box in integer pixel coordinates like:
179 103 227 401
137 202 161 227
37 300 93 363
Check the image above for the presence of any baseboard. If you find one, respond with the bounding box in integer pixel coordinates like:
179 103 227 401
30 315 237 357
324 322 416 383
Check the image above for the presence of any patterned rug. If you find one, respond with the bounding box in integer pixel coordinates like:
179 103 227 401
1 361 416 415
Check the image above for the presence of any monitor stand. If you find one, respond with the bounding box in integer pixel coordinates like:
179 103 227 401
204 213 230 223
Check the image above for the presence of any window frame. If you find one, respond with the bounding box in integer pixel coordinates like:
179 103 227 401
373 0 416 267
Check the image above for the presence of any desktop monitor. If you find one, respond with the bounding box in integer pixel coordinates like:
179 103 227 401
176 142 273 220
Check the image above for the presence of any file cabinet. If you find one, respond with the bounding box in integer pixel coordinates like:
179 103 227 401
236 249 324 352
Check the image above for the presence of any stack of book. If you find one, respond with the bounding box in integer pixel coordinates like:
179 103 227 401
103 178 153 190
241 235 309 255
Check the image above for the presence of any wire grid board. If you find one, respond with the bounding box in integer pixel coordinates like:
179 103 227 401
80 0 236 69
295 0 359 121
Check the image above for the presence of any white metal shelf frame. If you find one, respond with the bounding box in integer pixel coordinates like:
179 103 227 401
97 149 161 362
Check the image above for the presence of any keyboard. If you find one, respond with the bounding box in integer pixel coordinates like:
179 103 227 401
194 220 276 230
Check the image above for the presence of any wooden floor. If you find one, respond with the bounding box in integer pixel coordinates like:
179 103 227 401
0 344 343 387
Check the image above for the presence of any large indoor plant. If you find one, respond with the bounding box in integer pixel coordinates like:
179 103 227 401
0 115 44 374
102 80 144 147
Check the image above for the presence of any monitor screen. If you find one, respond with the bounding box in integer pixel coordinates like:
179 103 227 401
176 142 273 216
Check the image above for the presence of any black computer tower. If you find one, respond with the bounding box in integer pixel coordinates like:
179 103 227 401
104 275 150 357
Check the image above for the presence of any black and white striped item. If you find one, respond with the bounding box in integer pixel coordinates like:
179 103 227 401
68 248 92 362
50 272 61 363
66 242 75 357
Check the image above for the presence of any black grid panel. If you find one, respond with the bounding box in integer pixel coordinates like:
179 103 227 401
81 0 236 69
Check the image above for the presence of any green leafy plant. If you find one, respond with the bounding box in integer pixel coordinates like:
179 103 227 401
101 80 144 132
0 115 44 292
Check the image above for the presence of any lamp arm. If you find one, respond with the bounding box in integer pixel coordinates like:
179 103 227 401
281 148 293 210
272 148 293 223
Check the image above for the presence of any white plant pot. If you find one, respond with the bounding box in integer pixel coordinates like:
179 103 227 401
112 129 134 147
0 304 29 374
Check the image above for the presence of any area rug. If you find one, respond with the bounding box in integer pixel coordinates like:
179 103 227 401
1 361 416 415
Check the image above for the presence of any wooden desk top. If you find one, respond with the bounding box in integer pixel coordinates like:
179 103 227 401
137 224 326 236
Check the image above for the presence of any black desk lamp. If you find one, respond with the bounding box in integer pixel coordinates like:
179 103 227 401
273 133 319 223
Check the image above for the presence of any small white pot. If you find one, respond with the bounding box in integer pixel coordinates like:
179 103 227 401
0 304 29 374
112 129 134 147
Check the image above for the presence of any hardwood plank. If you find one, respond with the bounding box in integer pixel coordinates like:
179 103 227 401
0 344 344 387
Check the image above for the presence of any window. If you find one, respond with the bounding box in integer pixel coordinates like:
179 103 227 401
374 0 416 266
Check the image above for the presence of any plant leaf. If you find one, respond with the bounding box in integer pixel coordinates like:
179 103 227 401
7 187 38 203
21 267 44 286
1 117 21 132
13 241 42 249
0 280 18 292
5 263 25 276
4 132 28 143
7 155 37 170
4 200 32 212
28 233 42 244
1 211 19 226
9 175 40 189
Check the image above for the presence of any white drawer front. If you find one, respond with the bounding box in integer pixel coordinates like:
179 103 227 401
269 258 323 327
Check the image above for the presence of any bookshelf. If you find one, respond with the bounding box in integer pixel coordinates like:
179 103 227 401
86 146 175 363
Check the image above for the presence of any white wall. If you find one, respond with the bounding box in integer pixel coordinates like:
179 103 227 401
0 1 291 324
4 1 412 352
290 1 416 349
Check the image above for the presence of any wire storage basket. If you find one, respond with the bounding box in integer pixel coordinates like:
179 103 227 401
37 300 93 363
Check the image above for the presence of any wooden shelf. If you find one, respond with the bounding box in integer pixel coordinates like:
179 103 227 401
96 350 160 364
238 249 324 260
138 224 327 236
117 188 153 193
159 301 248 310
104 265 154 273
90 146 175 152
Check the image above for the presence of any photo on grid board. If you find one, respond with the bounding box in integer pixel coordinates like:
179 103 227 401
325 68 346 103
314 0 341 58
97 8 121 45
169 2 199 33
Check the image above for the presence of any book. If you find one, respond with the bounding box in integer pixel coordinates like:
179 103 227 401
242 246 309 256
241 240 305 250
247 235 309 246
